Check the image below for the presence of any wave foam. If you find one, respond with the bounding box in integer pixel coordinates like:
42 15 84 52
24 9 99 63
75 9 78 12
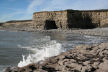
18 36 64 67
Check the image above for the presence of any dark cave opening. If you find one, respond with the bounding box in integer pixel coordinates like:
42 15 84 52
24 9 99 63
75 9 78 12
44 20 58 30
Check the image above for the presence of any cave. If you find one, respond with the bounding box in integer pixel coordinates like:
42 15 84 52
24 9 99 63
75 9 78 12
44 20 58 30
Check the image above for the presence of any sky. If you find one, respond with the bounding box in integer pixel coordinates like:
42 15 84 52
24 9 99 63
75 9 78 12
0 0 108 22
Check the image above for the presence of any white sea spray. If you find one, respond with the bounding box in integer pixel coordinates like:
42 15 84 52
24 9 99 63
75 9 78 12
18 36 64 67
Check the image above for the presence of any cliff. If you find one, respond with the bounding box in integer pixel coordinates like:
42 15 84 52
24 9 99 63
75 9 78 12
0 23 3 26
33 9 108 30
1 9 108 30
33 10 68 30
67 9 108 28
1 20 33 30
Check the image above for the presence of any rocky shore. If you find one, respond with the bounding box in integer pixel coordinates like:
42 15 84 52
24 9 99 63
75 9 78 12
1 27 108 36
69 28 108 36
36 28 108 36
4 42 108 72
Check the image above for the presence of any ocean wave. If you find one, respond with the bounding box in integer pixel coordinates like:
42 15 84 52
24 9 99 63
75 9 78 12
18 36 64 67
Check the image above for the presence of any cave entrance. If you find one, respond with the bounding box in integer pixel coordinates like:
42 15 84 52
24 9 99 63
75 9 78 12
44 20 58 30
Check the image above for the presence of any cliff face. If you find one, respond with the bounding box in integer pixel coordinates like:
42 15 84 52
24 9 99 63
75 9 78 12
67 10 95 29
2 20 33 29
33 11 68 30
0 23 3 26
66 10 108 29
81 10 108 28
33 10 108 30
1 9 108 30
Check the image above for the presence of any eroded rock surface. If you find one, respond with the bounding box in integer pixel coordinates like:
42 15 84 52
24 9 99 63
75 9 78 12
4 43 108 72
1 10 108 30
33 10 108 30
1 20 33 30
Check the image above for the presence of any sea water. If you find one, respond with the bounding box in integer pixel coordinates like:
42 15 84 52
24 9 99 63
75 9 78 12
0 30 108 71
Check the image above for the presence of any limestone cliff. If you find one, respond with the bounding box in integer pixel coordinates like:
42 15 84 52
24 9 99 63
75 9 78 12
33 10 68 30
0 23 3 26
33 9 108 30
1 9 108 30
2 20 32 29
80 10 108 28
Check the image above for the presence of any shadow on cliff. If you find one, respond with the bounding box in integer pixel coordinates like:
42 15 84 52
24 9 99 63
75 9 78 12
67 12 96 29
0 23 3 26
44 20 58 30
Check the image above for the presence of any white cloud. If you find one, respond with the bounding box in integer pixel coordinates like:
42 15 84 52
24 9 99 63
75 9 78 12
18 0 45 20
41 0 108 10
25 0 108 12
0 11 24 22
69 0 108 10
27 0 45 13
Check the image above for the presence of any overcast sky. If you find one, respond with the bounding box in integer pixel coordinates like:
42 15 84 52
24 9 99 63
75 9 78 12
0 0 108 22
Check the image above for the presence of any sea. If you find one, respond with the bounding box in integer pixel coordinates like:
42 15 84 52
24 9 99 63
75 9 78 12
0 30 108 71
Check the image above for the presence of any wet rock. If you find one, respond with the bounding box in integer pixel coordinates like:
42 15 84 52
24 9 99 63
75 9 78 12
4 67 19 72
4 43 108 72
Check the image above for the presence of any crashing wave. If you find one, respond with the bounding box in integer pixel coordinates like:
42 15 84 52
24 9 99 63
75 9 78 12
18 36 64 67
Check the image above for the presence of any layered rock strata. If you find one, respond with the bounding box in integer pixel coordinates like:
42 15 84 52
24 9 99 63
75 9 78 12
33 11 68 30
33 9 108 30
5 43 108 72
1 20 33 30
1 9 108 30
